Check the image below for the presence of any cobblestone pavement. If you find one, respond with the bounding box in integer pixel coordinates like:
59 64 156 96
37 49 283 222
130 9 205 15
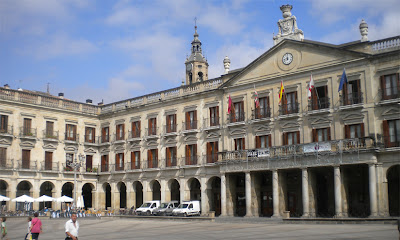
3 217 398 240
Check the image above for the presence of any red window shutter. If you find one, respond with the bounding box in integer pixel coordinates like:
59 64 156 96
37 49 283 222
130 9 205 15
327 127 331 141
73 125 77 139
234 139 238 150
383 120 390 147
312 129 317 142
194 110 197 122
344 125 350 139
193 144 197 156
296 131 300 144
283 133 287 145
206 143 211 156
242 138 246 150
255 136 260 148
122 124 125 138
360 123 365 138
86 155 92 169
380 75 386 100
92 128 96 141
148 150 152 168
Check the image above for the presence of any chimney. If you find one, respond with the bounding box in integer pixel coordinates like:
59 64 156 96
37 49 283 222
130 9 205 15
3 84 10 89
58 93 64 99
86 99 92 104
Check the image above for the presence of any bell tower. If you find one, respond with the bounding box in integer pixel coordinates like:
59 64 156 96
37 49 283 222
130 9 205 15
185 22 208 85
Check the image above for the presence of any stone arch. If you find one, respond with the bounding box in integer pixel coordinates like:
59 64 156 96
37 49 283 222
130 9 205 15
17 180 33 197
39 181 55 210
150 180 161 201
117 182 127 208
133 181 143 208
0 180 8 196
103 183 111 209
188 177 201 201
387 164 400 216
61 182 74 198
207 176 221 216
82 183 95 209
168 179 180 202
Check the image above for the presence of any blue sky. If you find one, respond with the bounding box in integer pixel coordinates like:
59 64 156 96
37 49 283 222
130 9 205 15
1 0 399 104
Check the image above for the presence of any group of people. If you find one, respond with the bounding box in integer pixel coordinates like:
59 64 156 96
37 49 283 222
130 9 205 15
0 211 80 240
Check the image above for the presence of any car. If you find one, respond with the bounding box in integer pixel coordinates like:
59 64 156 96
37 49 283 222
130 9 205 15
152 201 179 216
172 200 201 217
134 201 160 215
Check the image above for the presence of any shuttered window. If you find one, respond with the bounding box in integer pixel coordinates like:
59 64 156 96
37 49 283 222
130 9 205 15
45 151 52 170
166 147 177 167
115 153 124 170
383 119 400 147
185 144 197 165
255 135 271 148
131 121 140 138
0 115 8 133
0 148 6 167
131 151 140 169
166 114 176 133
23 118 32 135
85 127 95 143
234 138 245 150
209 106 219 126
312 128 331 142
101 155 109 172
185 111 197 130
206 142 218 163
148 118 157 135
116 124 125 140
22 149 30 169
380 73 400 100
86 155 93 171
147 149 158 168
66 124 77 141
102 127 109 142
283 131 300 145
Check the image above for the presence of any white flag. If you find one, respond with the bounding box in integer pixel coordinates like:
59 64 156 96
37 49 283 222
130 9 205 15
308 74 315 99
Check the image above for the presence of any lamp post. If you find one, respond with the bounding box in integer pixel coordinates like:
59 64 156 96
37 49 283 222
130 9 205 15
67 153 85 209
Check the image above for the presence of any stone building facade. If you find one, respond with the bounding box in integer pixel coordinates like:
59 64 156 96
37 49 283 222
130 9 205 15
0 5 399 218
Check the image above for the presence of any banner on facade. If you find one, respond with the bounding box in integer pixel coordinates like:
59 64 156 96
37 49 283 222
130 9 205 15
303 142 332 153
247 149 270 158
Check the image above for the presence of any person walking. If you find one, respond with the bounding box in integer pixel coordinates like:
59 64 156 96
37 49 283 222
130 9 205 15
25 217 32 240
65 213 79 240
0 217 8 240
30 212 42 240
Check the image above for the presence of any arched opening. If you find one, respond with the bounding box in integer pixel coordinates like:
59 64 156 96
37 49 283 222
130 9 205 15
104 183 111 209
39 181 54 210
133 181 143 208
0 180 8 211
208 177 221 216
189 178 201 201
61 182 74 198
82 183 94 210
151 180 161 200
387 165 400 216
170 179 180 202
16 181 32 211
343 164 370 217
118 182 127 208
189 73 193 85
198 72 203 81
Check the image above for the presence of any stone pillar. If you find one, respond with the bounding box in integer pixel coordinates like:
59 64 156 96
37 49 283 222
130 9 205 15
377 164 389 216
245 172 252 217
143 180 150 202
272 170 280 218
180 178 187 202
111 182 119 210
302 168 309 217
8 179 17 211
334 166 343 217
220 174 227 217
126 182 134 210
200 177 209 216
369 164 378 217
161 179 168 203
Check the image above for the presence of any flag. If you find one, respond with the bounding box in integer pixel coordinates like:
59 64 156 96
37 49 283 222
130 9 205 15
338 68 348 92
278 81 285 104
308 74 315 99
227 95 232 113
254 88 260 108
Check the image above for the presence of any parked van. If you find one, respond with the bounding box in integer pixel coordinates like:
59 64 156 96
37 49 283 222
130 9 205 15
152 201 179 216
135 200 160 215
172 200 201 217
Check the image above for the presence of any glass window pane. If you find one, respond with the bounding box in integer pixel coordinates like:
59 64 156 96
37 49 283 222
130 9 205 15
389 121 395 142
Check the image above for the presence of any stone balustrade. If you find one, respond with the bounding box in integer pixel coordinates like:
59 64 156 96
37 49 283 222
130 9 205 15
371 36 400 51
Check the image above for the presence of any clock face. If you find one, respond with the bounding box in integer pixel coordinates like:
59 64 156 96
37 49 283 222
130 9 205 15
186 64 192 72
282 53 293 65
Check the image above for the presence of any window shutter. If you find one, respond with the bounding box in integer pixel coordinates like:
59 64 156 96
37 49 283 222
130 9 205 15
312 129 317 142
242 138 246 150
194 110 197 122
327 127 331 141
92 128 96 142
193 144 197 158
255 136 260 148
359 123 365 138
283 133 287 145
86 155 92 169
397 73 400 89
206 143 211 157
216 106 220 124
380 75 386 100
148 150 152 168
344 125 350 139
296 131 300 144
312 88 318 109
166 115 170 132
122 124 125 138
234 139 238 150
383 120 390 147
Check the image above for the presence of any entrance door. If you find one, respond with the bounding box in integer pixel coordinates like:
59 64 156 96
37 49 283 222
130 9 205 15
213 192 221 216
236 192 246 217
261 191 273 217
287 192 296 217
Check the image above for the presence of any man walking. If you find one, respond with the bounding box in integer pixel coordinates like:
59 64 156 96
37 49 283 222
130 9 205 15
65 213 79 240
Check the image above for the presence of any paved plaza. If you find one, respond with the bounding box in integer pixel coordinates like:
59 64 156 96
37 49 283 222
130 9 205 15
2 217 398 240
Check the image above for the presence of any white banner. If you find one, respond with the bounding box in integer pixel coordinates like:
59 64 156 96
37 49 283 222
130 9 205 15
303 142 331 153
247 149 270 157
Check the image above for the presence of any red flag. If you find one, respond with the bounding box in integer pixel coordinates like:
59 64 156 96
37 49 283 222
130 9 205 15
254 90 260 108
308 74 315 99
227 95 232 113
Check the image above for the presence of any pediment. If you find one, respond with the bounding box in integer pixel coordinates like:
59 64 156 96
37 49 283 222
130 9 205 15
64 145 78 152
84 147 97 154
281 120 300 129
129 142 141 149
309 116 332 128
229 128 246 137
382 107 400 120
43 143 57 150
20 141 35 149
183 135 197 143
0 138 12 146
100 147 110 154
205 131 220 140
341 112 365 124
164 138 177 145
146 140 158 147
222 40 365 88
114 145 125 153
253 124 271 133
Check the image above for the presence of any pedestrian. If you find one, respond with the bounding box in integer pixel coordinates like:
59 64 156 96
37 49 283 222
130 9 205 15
65 213 79 240
30 212 42 240
25 217 32 240
0 217 8 240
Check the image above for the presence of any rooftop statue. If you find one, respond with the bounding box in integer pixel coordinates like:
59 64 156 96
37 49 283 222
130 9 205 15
273 5 304 45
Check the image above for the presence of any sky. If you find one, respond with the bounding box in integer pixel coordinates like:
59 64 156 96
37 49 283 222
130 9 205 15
1 0 399 105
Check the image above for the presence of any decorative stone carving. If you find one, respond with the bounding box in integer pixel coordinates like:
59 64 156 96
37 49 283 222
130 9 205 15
223 56 230 74
359 19 368 42
273 5 304 45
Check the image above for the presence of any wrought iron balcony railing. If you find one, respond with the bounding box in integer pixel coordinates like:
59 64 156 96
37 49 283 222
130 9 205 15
340 92 363 106
130 161 141 170
0 125 13 135
146 158 159 168
202 117 220 128
309 97 330 111
184 155 198 165
114 132 125 141
184 120 198 130
146 127 158 137
166 157 177 167
84 135 97 144
382 136 400 148
43 130 59 140
252 108 271 120
0 159 14 169
100 164 109 172
205 154 219 164
227 112 245 123
65 133 79 142
41 161 59 171
279 103 299 115
164 124 177 134
20 128 37 137
128 130 141 139
100 135 110 143
18 160 37 170
380 87 400 101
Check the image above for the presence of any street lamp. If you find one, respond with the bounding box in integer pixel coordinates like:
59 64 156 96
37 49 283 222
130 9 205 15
67 153 85 209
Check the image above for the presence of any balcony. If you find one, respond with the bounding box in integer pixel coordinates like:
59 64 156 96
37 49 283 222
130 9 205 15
379 87 400 103
340 92 363 106
114 132 125 142
42 130 59 141
62 163 74 173
100 135 110 144
205 154 219 164
40 161 59 171
184 155 198 166
0 159 14 169
0 125 13 136
112 163 125 172
17 160 37 171
382 136 400 148
83 164 98 173
308 97 330 111
163 124 178 135
165 157 177 167
20 128 37 138
84 135 98 145
64 133 79 143
184 120 198 131
279 103 299 116
146 158 159 169
145 127 158 138
128 130 141 140
129 161 141 170
100 164 109 172
227 112 245 124
252 108 271 120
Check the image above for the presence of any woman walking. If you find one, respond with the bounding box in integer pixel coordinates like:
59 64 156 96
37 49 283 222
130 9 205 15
30 212 42 240
25 217 32 240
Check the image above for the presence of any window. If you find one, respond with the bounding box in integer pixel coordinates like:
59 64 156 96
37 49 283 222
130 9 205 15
131 121 140 138
383 119 400 147
131 151 140 169
185 110 197 130
86 155 93 172
310 86 329 110
312 128 331 142
147 149 158 168
23 118 32 136
381 73 399 100
65 153 73 171
283 131 300 145
0 148 6 167
255 135 271 148
148 118 157 136
115 153 124 171
345 124 364 139
185 144 197 165
0 115 8 133
22 150 31 169
342 80 361 105
166 147 177 167
101 155 109 172
281 92 298 115
66 124 77 141
209 106 219 126
234 138 245 151
198 72 203 81
229 101 244 123
206 142 218 163
45 151 53 170
166 114 176 133
116 124 125 141
45 121 56 139
85 127 95 143
255 97 270 119
102 127 109 143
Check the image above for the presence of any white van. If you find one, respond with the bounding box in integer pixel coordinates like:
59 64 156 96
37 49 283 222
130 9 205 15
134 200 161 215
172 200 201 217
152 201 179 216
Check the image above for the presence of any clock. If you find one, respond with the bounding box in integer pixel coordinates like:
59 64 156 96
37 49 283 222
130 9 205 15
282 53 293 65
186 63 192 72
